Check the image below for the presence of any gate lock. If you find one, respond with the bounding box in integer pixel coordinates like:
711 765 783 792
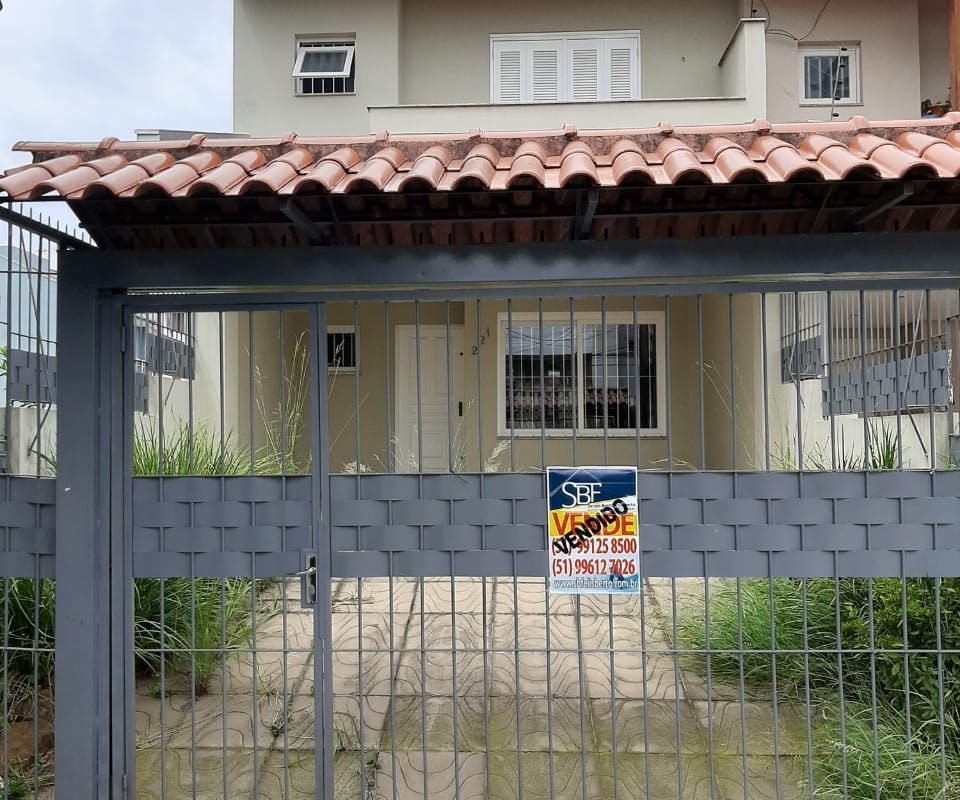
297 552 318 608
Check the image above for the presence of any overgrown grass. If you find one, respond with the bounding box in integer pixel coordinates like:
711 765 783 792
679 577 960 799
133 577 253 695
813 705 960 800
677 578 840 697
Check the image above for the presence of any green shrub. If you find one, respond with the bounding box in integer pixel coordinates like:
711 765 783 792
0 578 55 679
838 578 960 752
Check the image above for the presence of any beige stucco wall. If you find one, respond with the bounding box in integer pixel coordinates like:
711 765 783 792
399 0 740 105
762 0 921 123
322 297 763 475
233 0 401 136
919 0 950 105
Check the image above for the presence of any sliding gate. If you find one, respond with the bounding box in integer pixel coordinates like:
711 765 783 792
121 280 960 800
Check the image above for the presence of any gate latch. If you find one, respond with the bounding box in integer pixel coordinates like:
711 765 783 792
296 551 317 608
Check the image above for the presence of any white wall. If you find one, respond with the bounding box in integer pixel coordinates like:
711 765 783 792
234 0 401 136
762 0 921 123
919 0 950 105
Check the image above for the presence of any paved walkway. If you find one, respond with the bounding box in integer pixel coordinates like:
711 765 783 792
136 578 807 799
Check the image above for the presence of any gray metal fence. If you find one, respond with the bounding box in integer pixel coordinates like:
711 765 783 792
113 286 960 800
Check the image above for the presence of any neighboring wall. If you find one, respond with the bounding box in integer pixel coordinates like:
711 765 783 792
919 0 950 105
762 0 922 122
233 0 401 136
399 0 740 105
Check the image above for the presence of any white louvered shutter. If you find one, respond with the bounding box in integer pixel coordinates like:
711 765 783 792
567 40 602 101
605 37 639 100
493 41 524 102
530 45 561 102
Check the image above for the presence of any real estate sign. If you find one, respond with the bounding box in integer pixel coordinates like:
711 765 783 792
546 466 640 594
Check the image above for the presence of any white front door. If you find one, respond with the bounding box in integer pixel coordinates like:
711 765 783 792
395 324 464 472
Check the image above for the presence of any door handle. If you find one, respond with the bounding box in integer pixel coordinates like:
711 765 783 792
298 552 317 608
458 401 463 417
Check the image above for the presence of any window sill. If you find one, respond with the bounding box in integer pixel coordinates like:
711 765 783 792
798 99 861 108
294 92 357 98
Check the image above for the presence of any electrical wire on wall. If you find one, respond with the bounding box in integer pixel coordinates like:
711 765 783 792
751 0 835 42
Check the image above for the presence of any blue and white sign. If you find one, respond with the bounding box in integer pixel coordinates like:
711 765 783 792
546 466 640 594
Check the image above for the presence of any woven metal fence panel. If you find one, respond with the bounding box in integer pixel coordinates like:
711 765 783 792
131 476 312 578
822 348 953 416
781 334 822 382
330 470 960 579
6 349 56 405
0 477 56 578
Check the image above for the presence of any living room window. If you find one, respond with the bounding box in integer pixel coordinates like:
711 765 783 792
491 32 640 104
799 44 860 105
294 39 356 95
498 312 662 436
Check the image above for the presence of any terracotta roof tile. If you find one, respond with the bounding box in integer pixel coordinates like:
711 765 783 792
4 117 960 202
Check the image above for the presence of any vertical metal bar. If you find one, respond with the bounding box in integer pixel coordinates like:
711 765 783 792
188 312 195 474
354 301 365 800
279 311 287 476
310 302 334 800
447 301 455 473
507 299 515 472
698 295 706 469
927 288 936 469
569 297 577 466
54 262 109 797
666 296 673 470
601 296 609 464
248 311 255 476
827 292 837 470
413 301 429 800
860 291 870 467
538 299 546 471
384 301 392 473
894 292 904 470
4 213 12 470
794 292 803 470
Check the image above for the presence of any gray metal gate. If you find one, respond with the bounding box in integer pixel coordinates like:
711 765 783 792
106 273 960 800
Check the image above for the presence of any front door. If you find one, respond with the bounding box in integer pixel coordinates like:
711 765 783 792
394 324 464 472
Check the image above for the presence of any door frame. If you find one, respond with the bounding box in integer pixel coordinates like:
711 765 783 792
111 298 334 799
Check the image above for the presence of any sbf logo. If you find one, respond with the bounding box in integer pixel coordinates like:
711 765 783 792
560 481 602 508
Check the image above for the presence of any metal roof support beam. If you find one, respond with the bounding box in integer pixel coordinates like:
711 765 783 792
62 231 960 291
281 198 328 246
850 185 915 229
573 189 599 240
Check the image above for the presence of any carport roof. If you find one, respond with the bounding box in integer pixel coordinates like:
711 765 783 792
5 115 960 249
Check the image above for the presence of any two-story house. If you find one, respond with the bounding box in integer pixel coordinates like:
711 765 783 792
221 0 960 474
8 3 960 800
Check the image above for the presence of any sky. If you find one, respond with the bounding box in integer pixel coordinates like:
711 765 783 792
0 0 233 230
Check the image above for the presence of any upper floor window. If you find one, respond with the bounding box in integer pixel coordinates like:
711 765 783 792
799 44 860 106
294 39 356 96
490 32 640 104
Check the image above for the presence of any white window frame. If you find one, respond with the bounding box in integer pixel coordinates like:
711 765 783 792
327 325 357 374
798 44 861 106
496 311 665 438
293 42 355 79
490 30 641 104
